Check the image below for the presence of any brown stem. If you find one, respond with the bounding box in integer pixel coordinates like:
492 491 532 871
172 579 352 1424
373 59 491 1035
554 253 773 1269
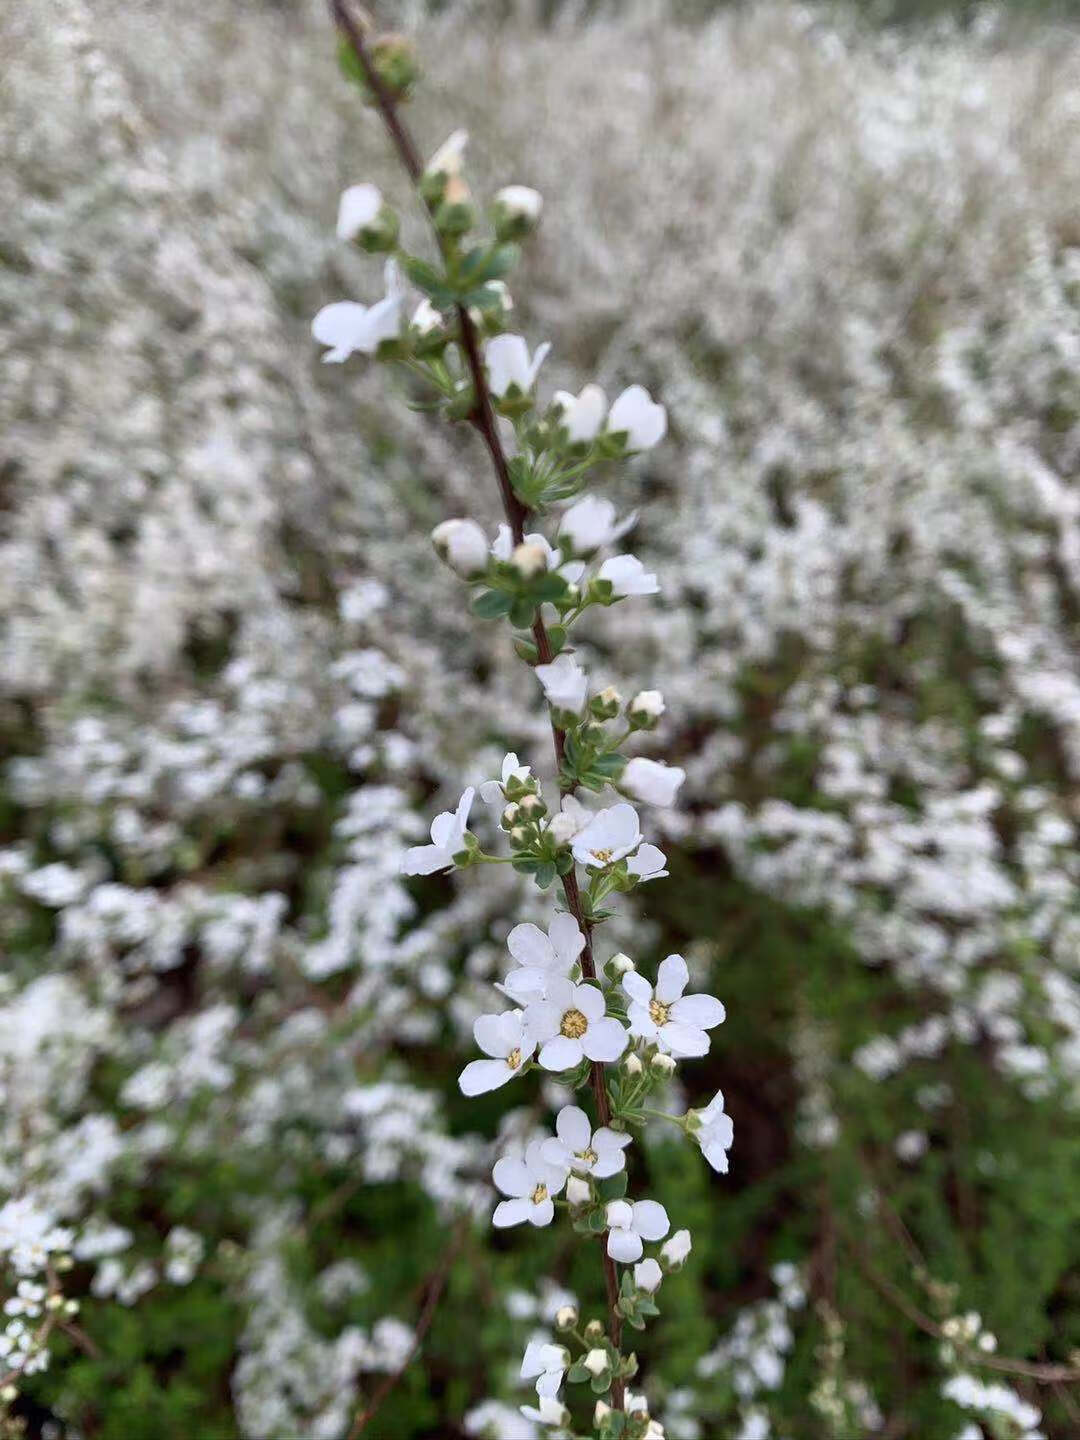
330 0 626 1413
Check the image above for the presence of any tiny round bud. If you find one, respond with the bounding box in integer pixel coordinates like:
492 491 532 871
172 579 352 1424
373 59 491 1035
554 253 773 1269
509 825 529 848
64 1298 80 1316
650 1051 677 1076
594 1400 613 1425
565 1174 591 1207
492 185 543 242
622 1052 644 1076
608 952 635 975
583 1319 605 1343
511 540 548 579
501 803 520 830
518 793 546 819
583 1348 610 1378
432 518 489 578
978 1331 997 1353
555 1304 579 1331
1 1384 17 1403
629 688 665 728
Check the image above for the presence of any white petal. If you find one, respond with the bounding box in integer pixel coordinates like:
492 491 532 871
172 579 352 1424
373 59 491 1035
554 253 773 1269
502 968 547 1002
508 923 555 970
311 301 369 361
671 993 726 1029
607 1228 643 1263
474 1012 510 1058
574 983 606 1022
401 843 451 875
493 1197 532 1228
581 1018 628 1063
632 1200 670 1241
548 912 585 966
523 1000 563 1043
336 183 382 240
458 1059 513 1096
538 1036 583 1072
493 1155 532 1198
527 1197 555 1228
556 1106 592 1153
622 972 653 1006
655 954 690 1003
660 1021 710 1058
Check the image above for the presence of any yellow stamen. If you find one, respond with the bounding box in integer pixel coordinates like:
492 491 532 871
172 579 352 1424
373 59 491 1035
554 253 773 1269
560 1008 588 1039
649 998 670 1026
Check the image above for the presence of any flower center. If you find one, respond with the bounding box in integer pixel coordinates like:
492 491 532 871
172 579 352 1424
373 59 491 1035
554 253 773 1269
531 1183 549 1205
560 1008 588 1039
506 1047 522 1070
578 1147 598 1166
592 848 613 863
649 998 670 1026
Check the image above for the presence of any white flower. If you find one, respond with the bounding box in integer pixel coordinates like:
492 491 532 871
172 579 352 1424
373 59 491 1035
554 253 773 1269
557 495 637 555
552 387 608 445
634 1258 663 1294
690 1090 734 1173
493 1141 568 1228
583 1348 609 1377
535 654 588 716
599 554 660 597
512 541 548 578
502 913 585 1002
626 844 668 882
541 1105 631 1178
608 384 667 451
480 751 533 804
630 690 665 721
605 1199 670 1263
623 955 725 1057
432 518 489 578
458 1010 536 1096
496 185 543 222
336 183 383 241
620 757 685 808
661 1229 692 1267
524 977 628 1069
401 786 475 875
571 802 642 869
485 335 552 397
520 1396 570 1427
425 127 469 177
521 1340 568 1397
311 259 406 363
491 526 584 584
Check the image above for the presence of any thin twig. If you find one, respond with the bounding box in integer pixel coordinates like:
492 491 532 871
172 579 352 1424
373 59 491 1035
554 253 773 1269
329 0 626 1412
348 1217 469 1438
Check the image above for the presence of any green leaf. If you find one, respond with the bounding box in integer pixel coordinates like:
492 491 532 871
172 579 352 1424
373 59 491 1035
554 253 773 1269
597 1172 628 1202
535 861 557 890
471 589 514 619
567 1362 590 1384
514 637 539 663
547 625 567 654
591 752 627 777
510 597 536 629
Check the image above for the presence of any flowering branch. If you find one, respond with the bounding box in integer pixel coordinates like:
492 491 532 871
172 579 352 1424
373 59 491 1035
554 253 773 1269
318 7 733 1434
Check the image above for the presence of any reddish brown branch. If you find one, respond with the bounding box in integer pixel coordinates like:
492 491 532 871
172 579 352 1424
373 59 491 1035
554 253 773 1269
330 0 626 1414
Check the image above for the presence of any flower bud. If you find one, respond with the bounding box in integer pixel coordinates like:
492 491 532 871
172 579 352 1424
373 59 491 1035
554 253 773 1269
583 1348 609 1378
518 792 547 820
555 1304 579 1331
422 129 468 203
511 541 548 579
594 1400 613 1425
431 518 488 578
435 175 476 237
590 686 622 719
629 689 665 728
369 32 419 101
583 1319 605 1343
660 1228 692 1269
0 1384 17 1404
336 183 399 252
622 1052 644 1076
650 1052 676 1076
492 185 543 242
566 1174 591 1207
644 1423 666 1439
509 825 529 849
501 803 520 830
608 952 635 976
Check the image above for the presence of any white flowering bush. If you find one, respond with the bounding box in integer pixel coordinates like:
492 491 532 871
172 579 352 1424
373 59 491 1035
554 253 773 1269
2 0 1080 1437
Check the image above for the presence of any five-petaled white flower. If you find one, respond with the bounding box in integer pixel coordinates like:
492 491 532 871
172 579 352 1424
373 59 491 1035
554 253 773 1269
501 914 585 1002
485 335 552 398
480 751 533 804
607 384 667 451
571 802 642 869
521 1339 568 1397
458 1010 535 1096
425 128 469 177
535 653 588 716
627 843 668 882
605 1198 670 1263
432 518 489 578
691 1090 735 1174
401 786 475 875
336 182 382 242
552 386 608 445
620 757 685 808
599 554 660 597
558 495 636 555
311 259 406 363
542 1105 632 1179
634 1258 663 1294
491 526 585 584
623 954 725 1057
524 978 627 1070
492 1141 569 1228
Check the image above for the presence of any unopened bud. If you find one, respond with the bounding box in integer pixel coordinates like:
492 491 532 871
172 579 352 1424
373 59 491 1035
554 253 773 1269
431 518 488 578
594 1400 613 1425
336 183 399 253
511 541 548 579
555 1304 579 1331
591 686 622 719
501 803 520 830
583 1348 609 1377
583 1319 605 1343
608 952 635 975
629 689 665 728
492 185 543 242
509 825 529 848
650 1052 676 1076
622 1052 644 1076
0 1384 17 1403
566 1174 591 1207
518 792 547 820
370 32 419 101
